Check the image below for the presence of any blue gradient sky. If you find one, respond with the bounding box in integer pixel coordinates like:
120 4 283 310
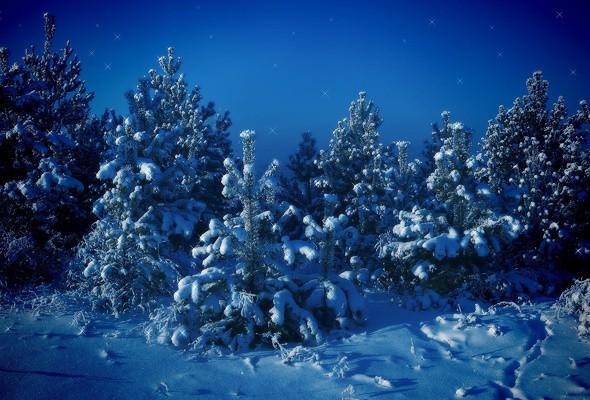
1 0 589 165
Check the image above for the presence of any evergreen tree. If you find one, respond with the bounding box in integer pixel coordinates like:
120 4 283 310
0 14 95 285
316 92 386 232
479 71 590 269
77 48 231 313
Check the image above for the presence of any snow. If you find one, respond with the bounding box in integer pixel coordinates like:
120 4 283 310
1 293 588 399
96 160 120 180
137 159 161 181
423 228 460 260
412 261 432 280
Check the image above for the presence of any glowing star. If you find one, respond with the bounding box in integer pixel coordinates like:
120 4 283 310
104 63 112 71
114 33 121 41
321 90 329 98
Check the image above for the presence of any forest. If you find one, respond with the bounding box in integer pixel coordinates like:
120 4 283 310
1 13 589 400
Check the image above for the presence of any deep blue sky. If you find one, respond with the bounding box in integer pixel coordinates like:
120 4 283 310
1 0 589 165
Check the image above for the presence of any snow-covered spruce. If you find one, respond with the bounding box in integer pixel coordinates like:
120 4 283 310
377 113 521 296
556 279 590 339
76 48 231 314
0 14 99 285
161 130 364 350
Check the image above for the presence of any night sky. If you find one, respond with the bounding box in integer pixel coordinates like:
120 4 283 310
1 0 589 164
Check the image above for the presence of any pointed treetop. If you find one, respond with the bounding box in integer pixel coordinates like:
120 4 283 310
43 13 56 55
159 47 182 76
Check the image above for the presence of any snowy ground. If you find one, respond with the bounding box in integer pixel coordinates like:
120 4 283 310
1 293 589 400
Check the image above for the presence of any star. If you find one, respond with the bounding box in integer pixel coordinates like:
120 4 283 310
321 89 329 98
428 18 436 27
114 33 121 41
457 77 464 85
489 24 495 31
497 51 503 58
570 68 577 76
268 127 279 136
555 10 564 19
104 63 112 71
88 49 95 57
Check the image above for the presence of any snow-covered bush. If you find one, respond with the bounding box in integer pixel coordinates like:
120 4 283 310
161 131 364 351
479 71 590 269
0 14 97 285
556 279 590 339
76 48 231 313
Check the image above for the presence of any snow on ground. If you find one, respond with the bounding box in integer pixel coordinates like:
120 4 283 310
0 293 589 400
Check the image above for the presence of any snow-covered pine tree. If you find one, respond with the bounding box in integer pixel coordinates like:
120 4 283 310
316 92 388 234
0 14 95 285
377 113 521 297
426 116 482 229
314 92 401 276
77 48 231 314
479 71 590 270
163 131 364 351
279 131 322 216
382 140 424 219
